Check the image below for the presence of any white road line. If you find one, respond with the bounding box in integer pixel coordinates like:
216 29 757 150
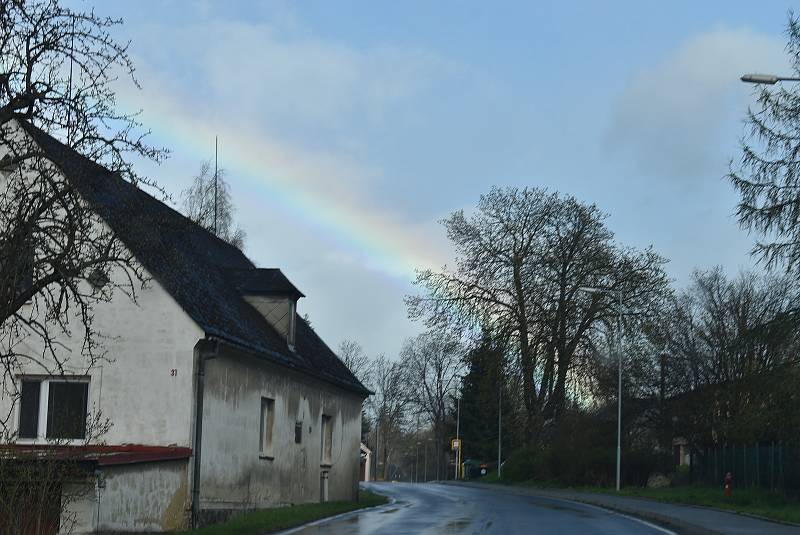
548 498 678 535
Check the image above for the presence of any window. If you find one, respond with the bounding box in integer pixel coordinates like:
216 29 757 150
295 421 303 444
18 378 89 440
18 380 40 439
321 414 333 464
259 397 275 457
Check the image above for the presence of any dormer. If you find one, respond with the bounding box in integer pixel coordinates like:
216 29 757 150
229 268 305 350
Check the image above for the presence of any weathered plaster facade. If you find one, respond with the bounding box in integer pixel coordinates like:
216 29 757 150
0 122 368 533
199 347 362 512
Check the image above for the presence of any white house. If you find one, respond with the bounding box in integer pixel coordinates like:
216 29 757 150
0 121 371 533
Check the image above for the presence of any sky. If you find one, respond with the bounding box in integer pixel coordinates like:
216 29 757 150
76 0 795 359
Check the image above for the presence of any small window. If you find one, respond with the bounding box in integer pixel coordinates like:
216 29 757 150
259 397 275 457
18 380 41 439
321 414 333 464
295 421 303 444
12 242 34 298
46 382 89 439
17 377 88 440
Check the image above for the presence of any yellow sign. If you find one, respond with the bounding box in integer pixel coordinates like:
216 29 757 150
451 438 461 451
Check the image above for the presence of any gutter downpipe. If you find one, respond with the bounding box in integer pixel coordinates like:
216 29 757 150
192 338 219 529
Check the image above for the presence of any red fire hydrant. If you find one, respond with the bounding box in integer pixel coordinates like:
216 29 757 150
724 472 733 498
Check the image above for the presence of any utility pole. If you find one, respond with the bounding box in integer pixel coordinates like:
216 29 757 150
616 290 623 492
498 380 502 480
424 440 428 482
454 396 461 480
214 136 219 235
578 287 624 492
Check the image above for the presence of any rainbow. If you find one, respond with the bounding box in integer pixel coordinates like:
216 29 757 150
134 101 445 282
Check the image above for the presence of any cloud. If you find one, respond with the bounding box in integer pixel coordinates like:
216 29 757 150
112 12 460 357
607 26 788 178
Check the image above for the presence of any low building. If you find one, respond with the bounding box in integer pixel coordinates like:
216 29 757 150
360 443 373 482
0 121 370 533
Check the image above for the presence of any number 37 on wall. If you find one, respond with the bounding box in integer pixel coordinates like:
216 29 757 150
170 369 178 377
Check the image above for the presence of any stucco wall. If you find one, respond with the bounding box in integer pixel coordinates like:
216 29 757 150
199 347 362 510
0 265 203 448
63 460 190 534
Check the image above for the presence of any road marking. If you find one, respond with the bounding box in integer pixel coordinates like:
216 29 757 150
440 482 678 535
554 499 677 535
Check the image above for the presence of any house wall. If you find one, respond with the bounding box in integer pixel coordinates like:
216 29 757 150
0 265 203 448
198 346 362 515
62 460 190 534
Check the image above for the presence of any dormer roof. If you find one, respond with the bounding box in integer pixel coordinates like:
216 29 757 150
228 268 305 300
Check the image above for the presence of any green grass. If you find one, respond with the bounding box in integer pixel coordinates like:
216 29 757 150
176 490 389 535
476 474 800 524
607 486 800 525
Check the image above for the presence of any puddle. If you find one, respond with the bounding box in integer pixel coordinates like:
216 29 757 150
443 518 472 532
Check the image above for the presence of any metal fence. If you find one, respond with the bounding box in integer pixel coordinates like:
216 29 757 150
692 442 800 494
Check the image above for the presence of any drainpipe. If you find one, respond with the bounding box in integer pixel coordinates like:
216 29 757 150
192 338 218 529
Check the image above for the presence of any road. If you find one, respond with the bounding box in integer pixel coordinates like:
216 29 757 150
282 482 675 534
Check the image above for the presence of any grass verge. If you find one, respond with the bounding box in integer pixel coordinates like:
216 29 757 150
477 474 800 525
603 486 800 525
176 490 389 535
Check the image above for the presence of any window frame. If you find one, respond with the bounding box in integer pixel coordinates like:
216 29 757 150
16 376 91 443
294 421 303 444
259 397 275 459
320 414 333 466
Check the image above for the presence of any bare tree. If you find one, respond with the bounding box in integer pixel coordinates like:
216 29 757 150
366 354 411 480
730 14 800 277
182 161 246 250
408 187 669 441
401 330 464 480
337 339 372 385
0 2 162 530
659 268 800 445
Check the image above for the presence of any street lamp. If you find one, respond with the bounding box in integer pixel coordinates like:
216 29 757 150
740 73 800 85
455 394 461 480
415 441 421 484
578 286 624 492
497 378 502 480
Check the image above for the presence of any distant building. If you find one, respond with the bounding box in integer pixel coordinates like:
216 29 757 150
0 121 371 533
360 443 373 482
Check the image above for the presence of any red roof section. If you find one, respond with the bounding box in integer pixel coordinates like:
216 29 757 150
0 444 192 466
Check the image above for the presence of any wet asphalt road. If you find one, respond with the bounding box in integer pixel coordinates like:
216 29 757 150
284 482 674 534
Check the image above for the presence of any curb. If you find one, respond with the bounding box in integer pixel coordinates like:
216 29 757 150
271 493 396 535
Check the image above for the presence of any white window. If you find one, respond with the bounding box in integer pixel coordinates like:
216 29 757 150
18 377 89 441
321 414 333 465
259 397 275 457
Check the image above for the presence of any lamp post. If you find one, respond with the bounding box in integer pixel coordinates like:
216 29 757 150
498 378 502 480
740 73 800 84
415 441 421 483
424 439 431 482
454 395 461 480
578 286 624 492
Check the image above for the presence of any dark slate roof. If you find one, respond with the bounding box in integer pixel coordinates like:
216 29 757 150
19 120 370 397
228 268 305 299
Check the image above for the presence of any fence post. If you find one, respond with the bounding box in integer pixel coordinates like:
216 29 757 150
770 441 775 492
743 444 747 488
756 442 760 488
